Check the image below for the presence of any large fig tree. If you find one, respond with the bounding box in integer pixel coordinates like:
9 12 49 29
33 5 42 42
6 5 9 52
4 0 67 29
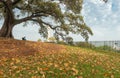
0 0 93 41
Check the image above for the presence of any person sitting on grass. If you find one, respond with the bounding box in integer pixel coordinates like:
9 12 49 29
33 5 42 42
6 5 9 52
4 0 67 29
22 36 26 40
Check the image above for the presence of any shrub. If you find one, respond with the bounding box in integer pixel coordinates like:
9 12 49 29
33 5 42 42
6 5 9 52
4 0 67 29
57 41 67 45
93 45 119 52
75 42 95 48
65 37 73 45
37 39 41 42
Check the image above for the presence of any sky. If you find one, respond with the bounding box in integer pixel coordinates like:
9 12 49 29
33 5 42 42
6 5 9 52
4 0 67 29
0 0 120 41
82 0 120 41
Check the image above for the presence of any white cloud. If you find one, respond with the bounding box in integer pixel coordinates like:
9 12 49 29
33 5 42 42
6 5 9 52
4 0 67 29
89 26 120 41
82 0 120 41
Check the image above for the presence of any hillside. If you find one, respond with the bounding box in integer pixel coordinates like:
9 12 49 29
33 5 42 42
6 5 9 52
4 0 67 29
0 38 65 58
0 38 120 78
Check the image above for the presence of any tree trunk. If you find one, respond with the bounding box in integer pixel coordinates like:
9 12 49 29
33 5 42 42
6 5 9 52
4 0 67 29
0 12 15 38
0 0 15 38
0 24 14 38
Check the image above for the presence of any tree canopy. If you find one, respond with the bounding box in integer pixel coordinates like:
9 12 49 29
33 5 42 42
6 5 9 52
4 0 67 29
0 0 94 41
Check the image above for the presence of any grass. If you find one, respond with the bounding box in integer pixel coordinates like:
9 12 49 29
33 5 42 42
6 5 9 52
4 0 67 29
0 38 120 78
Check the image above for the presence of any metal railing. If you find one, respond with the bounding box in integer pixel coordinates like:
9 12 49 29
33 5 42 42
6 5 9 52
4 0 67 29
74 40 120 52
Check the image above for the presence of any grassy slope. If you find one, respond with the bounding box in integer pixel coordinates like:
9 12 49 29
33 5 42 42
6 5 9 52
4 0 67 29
0 38 120 78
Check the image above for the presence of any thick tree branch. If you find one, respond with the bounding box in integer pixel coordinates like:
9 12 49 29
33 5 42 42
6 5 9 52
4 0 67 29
30 19 60 30
15 13 46 24
15 15 33 24
15 10 58 25
12 0 21 6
